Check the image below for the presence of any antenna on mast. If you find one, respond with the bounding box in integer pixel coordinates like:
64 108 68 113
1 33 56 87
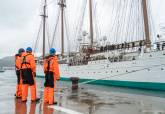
58 0 66 58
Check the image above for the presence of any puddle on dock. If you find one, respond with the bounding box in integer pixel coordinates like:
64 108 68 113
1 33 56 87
0 70 165 114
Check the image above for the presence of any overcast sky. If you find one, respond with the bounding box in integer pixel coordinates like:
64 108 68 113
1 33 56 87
0 0 165 58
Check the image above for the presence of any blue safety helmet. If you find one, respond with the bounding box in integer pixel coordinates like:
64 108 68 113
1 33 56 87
26 47 32 53
49 48 56 55
18 48 25 54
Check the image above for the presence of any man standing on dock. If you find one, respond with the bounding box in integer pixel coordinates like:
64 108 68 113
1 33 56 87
43 48 60 105
15 48 24 98
21 47 39 102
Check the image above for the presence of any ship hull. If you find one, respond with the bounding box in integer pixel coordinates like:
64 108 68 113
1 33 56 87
37 50 165 91
37 76 165 91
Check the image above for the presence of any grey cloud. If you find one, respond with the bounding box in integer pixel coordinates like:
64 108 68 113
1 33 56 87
0 0 40 28
0 0 165 58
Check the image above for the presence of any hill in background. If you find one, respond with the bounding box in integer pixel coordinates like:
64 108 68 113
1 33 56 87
0 56 15 67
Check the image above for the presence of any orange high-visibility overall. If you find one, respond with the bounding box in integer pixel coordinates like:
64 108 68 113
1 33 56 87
15 54 22 98
21 52 37 101
43 55 60 105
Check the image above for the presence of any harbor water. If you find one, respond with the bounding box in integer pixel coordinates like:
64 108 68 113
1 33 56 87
0 70 165 114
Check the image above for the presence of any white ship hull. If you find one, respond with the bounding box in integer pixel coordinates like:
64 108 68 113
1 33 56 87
37 50 165 90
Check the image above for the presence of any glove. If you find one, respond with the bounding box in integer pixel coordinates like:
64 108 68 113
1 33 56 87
56 78 60 81
33 72 36 77
44 71 47 74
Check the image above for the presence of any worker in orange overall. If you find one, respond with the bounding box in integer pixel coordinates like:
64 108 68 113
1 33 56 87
43 48 60 105
21 47 39 102
15 48 24 98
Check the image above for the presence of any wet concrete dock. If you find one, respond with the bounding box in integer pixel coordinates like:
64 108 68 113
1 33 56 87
1 70 165 114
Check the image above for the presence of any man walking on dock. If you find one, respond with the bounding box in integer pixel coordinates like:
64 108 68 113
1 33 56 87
43 48 60 105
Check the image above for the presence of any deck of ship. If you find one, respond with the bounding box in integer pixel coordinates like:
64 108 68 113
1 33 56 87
1 71 165 114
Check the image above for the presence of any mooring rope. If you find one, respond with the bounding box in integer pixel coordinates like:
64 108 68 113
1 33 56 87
78 63 165 86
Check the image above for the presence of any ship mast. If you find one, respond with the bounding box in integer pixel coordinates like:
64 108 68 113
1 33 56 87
89 0 94 49
41 0 47 59
142 0 151 48
58 0 66 57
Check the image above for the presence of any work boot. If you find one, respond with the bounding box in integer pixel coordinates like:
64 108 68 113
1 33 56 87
22 100 27 103
53 101 58 105
44 101 49 104
16 96 21 99
14 94 21 99
31 98 40 103
48 101 57 105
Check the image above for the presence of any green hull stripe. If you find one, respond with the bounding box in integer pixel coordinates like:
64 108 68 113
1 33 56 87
37 75 165 91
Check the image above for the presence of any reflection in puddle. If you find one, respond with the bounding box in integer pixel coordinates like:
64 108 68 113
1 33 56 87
14 99 54 114
15 99 27 114
43 104 54 114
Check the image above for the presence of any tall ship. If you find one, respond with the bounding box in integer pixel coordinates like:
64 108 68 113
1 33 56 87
35 0 165 90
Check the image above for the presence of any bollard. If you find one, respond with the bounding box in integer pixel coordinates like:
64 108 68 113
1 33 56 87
70 77 79 90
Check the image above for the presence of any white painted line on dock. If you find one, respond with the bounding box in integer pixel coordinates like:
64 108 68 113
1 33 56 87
49 106 84 114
